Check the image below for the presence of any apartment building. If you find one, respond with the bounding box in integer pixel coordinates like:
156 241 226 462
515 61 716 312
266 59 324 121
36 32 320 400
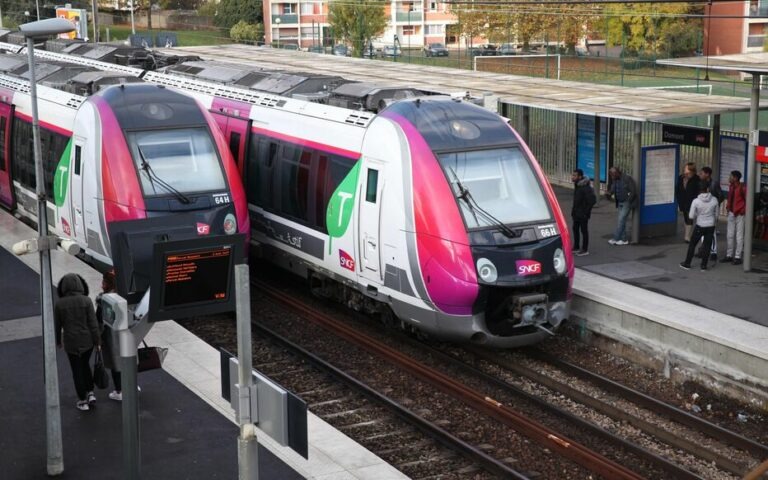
264 0 457 49
705 1 768 55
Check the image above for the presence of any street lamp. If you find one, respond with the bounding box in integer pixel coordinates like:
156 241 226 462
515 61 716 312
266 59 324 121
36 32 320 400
408 8 411 63
130 0 136 35
19 17 76 477
275 17 281 48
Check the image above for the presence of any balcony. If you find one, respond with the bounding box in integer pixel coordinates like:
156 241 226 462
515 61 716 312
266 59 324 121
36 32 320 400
272 14 299 24
396 12 423 22
749 2 768 17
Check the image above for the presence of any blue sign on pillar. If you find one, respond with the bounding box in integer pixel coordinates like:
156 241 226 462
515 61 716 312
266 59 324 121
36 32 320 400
576 114 608 183
640 145 679 238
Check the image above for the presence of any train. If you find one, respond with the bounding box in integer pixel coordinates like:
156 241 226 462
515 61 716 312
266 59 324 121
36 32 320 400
0 52 248 266
5 42 574 347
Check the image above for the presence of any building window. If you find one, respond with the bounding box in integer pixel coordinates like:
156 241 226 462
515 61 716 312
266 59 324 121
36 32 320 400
403 25 415 36
429 1 437 11
301 27 315 38
283 4 294 14
300 2 313 14
425 24 444 35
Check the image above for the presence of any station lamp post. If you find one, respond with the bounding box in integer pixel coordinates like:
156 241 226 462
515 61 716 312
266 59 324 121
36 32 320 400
19 17 76 477
275 17 281 48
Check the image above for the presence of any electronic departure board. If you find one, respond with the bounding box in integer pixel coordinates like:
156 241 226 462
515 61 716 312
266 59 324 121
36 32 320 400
149 235 245 321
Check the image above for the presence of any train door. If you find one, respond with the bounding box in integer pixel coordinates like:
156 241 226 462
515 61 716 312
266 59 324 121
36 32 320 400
0 103 13 209
359 160 384 282
211 112 251 175
70 138 86 242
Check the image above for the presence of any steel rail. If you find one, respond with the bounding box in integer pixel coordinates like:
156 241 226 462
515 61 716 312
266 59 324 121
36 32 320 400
255 279 648 480
250 320 529 479
529 349 768 458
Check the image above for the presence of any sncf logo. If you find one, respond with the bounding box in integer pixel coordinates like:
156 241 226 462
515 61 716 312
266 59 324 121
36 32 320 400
339 249 355 271
196 223 211 235
516 260 542 276
61 218 71 236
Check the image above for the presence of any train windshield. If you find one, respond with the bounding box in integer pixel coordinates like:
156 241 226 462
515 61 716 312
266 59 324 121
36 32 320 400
128 128 226 196
438 147 551 229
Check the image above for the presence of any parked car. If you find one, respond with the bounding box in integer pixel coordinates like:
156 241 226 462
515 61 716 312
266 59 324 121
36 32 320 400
424 42 448 57
470 44 497 56
308 45 325 54
362 43 376 58
332 44 350 56
499 43 521 55
282 44 300 51
380 45 401 57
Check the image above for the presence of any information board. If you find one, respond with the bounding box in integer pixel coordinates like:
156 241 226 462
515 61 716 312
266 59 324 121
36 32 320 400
719 136 748 192
149 234 245 321
576 114 608 183
640 145 679 230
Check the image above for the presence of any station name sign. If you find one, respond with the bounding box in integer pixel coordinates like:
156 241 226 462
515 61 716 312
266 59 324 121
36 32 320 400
662 124 711 148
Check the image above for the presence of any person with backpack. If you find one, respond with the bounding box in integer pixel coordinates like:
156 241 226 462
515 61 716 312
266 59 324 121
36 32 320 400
680 182 719 271
571 168 596 256
696 166 724 262
722 170 747 265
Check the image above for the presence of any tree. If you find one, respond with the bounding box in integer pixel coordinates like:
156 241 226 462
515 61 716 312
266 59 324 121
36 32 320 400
213 0 263 30
328 0 387 58
599 2 701 57
230 20 263 44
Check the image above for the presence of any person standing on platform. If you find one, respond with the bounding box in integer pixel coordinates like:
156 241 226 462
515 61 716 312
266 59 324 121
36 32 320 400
55 273 100 411
606 167 638 246
697 166 724 262
680 183 718 271
675 162 700 243
722 170 747 265
96 270 123 401
571 168 596 256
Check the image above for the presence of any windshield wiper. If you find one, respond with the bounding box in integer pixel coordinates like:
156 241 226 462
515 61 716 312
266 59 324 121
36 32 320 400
447 166 519 238
137 147 191 205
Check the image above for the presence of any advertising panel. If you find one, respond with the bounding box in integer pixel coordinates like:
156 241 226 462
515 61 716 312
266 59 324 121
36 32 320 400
55 7 88 41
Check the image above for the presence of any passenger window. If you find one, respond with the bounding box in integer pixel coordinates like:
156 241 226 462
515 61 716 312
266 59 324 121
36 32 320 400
0 117 6 171
366 169 378 203
228 132 241 161
74 146 82 176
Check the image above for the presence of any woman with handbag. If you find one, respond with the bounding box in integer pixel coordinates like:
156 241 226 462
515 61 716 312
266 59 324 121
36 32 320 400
55 273 101 411
95 270 124 401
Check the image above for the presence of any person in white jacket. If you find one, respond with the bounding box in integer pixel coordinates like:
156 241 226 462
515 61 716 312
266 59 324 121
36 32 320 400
680 183 719 271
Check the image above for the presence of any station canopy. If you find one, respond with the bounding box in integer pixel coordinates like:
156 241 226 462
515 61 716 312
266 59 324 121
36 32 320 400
658 52 768 74
169 44 756 122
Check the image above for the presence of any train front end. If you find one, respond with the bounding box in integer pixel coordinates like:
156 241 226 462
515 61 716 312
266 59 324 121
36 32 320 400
88 84 247 261
382 98 573 348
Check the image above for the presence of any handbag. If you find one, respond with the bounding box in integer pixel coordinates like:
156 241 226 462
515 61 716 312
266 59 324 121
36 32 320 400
137 341 168 372
93 349 110 389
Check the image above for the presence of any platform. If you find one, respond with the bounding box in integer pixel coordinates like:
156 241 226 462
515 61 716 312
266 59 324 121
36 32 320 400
0 209 408 480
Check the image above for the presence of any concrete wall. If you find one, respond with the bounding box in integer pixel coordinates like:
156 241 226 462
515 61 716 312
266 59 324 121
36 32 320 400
571 270 768 408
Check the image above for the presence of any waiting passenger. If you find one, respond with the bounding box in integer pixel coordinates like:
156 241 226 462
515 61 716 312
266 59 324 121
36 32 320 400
570 168 596 256
696 166 724 262
55 273 101 411
605 167 638 245
96 270 123 401
675 162 700 243
722 170 746 265
680 183 718 271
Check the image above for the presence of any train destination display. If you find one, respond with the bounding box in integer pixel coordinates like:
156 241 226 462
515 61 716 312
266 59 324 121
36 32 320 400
149 235 244 321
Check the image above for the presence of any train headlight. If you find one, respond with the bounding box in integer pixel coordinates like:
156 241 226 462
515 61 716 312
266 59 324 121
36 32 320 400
553 248 566 275
476 258 498 283
223 213 237 235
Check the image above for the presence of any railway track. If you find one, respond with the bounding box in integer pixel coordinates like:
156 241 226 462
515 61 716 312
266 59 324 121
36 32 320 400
182 268 767 479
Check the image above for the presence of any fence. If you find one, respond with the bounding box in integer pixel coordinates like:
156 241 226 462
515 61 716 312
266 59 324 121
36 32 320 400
501 103 748 186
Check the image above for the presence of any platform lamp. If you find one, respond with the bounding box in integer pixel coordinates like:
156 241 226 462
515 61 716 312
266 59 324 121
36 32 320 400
19 17 76 477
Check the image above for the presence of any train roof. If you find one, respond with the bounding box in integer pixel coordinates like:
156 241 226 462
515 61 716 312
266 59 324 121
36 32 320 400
0 50 142 98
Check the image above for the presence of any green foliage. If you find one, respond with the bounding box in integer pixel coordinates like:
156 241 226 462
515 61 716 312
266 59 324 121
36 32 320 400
213 0 263 30
157 0 202 9
230 20 263 44
328 0 387 58
599 3 702 57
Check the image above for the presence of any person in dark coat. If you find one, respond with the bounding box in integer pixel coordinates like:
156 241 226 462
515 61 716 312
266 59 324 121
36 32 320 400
95 270 123 401
571 169 596 256
55 273 100 411
675 162 700 243
606 167 638 245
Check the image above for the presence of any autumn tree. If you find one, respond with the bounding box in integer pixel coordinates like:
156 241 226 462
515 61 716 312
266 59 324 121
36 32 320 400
328 0 387 57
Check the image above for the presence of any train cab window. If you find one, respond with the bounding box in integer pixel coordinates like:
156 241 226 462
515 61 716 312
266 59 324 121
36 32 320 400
0 117 6 171
127 127 226 196
365 169 378 203
74 146 82 176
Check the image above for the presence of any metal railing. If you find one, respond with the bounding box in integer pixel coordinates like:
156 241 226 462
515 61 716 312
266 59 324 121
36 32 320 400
395 12 422 22
272 14 298 24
